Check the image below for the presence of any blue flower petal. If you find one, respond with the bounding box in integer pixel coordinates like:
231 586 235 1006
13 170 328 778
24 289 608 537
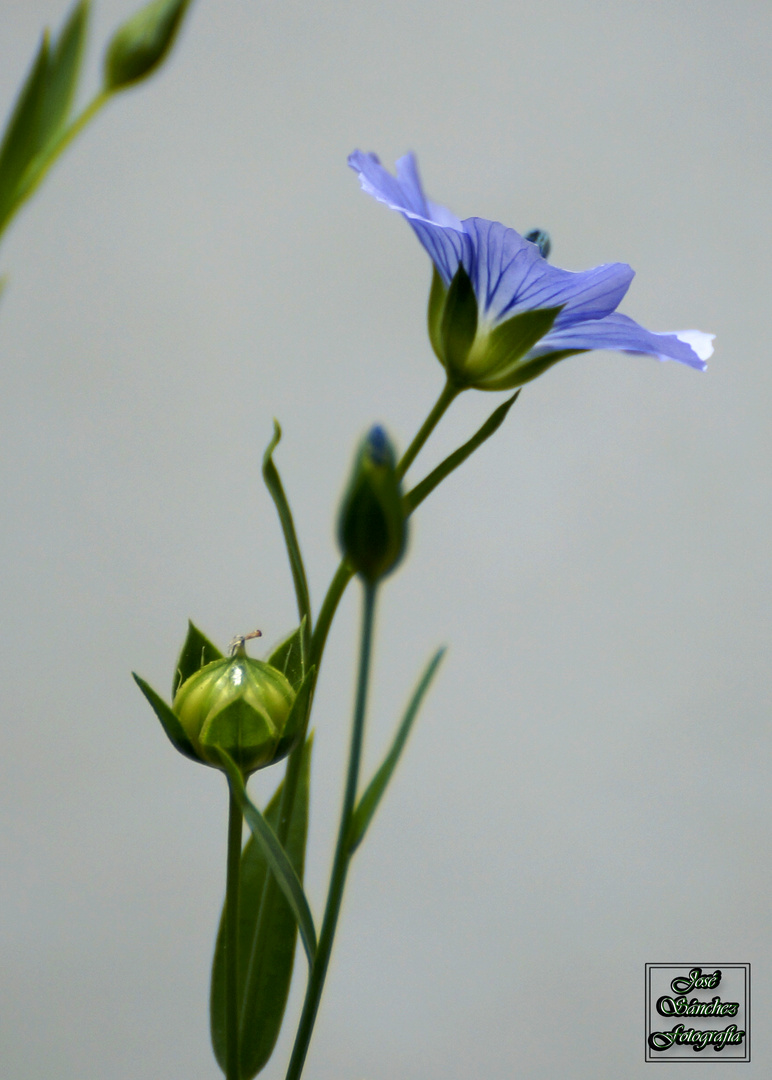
349 150 713 377
529 312 714 370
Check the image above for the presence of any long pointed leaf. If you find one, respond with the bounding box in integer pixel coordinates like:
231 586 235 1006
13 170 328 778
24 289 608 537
348 647 445 854
210 739 313 1078
262 421 311 643
404 392 520 515
218 751 316 966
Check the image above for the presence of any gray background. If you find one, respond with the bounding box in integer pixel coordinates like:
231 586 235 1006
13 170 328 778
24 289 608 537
0 1 768 1077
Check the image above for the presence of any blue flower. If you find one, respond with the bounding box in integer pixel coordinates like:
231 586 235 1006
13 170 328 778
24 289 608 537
349 150 713 390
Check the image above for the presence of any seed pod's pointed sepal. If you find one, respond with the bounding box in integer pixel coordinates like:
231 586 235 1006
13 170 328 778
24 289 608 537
103 0 193 92
173 620 223 697
272 665 315 762
132 672 204 763
338 426 407 583
439 263 478 380
266 617 307 691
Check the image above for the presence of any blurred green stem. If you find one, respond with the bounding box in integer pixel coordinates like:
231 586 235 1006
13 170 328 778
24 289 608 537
284 582 378 1080
225 781 243 1080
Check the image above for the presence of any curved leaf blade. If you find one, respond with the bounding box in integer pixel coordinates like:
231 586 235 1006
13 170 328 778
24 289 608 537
262 421 312 644
218 751 316 967
404 391 520 515
210 739 313 1078
348 647 445 854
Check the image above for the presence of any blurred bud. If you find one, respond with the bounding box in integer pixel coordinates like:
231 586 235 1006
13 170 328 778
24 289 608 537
524 228 551 260
173 648 296 774
104 0 193 92
338 425 407 583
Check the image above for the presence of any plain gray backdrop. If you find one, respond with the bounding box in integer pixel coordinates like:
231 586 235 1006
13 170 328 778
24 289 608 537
1 1 769 1077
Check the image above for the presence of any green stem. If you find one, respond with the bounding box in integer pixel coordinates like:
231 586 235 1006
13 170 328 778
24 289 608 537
225 780 243 1080
284 583 378 1080
395 377 460 480
0 90 111 241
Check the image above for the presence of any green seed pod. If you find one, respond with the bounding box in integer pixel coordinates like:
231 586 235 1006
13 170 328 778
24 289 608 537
172 651 296 775
338 425 407 583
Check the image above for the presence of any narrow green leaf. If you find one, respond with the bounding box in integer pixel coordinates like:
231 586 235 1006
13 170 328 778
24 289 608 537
348 647 446 854
211 739 313 1078
173 619 223 697
38 1 89 148
440 263 478 376
104 0 193 91
266 619 306 691
132 672 201 763
404 391 520 515
477 306 562 388
218 751 316 967
262 421 312 644
0 33 50 224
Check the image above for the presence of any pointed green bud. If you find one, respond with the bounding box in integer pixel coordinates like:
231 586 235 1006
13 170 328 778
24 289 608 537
338 425 407 583
104 0 193 92
172 648 296 775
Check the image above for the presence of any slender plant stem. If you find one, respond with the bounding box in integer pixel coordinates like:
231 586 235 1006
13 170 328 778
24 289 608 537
284 583 378 1080
225 781 244 1080
395 377 460 480
0 90 111 242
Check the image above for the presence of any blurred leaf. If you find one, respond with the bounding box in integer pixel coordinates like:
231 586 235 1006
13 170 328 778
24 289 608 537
132 672 201 763
266 618 306 691
38 1 89 150
211 738 313 1078
173 619 223 697
0 33 50 225
104 0 193 91
262 421 312 642
404 391 520 514
348 648 445 853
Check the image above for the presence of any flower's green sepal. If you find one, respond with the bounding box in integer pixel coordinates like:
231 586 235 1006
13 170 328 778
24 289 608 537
103 0 193 92
132 672 203 764
468 307 563 389
338 426 407 583
173 619 223 697
427 265 448 363
439 263 478 380
173 654 295 775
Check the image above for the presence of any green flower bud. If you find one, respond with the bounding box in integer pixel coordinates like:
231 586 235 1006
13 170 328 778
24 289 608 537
104 0 193 92
172 650 296 774
338 425 407 583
